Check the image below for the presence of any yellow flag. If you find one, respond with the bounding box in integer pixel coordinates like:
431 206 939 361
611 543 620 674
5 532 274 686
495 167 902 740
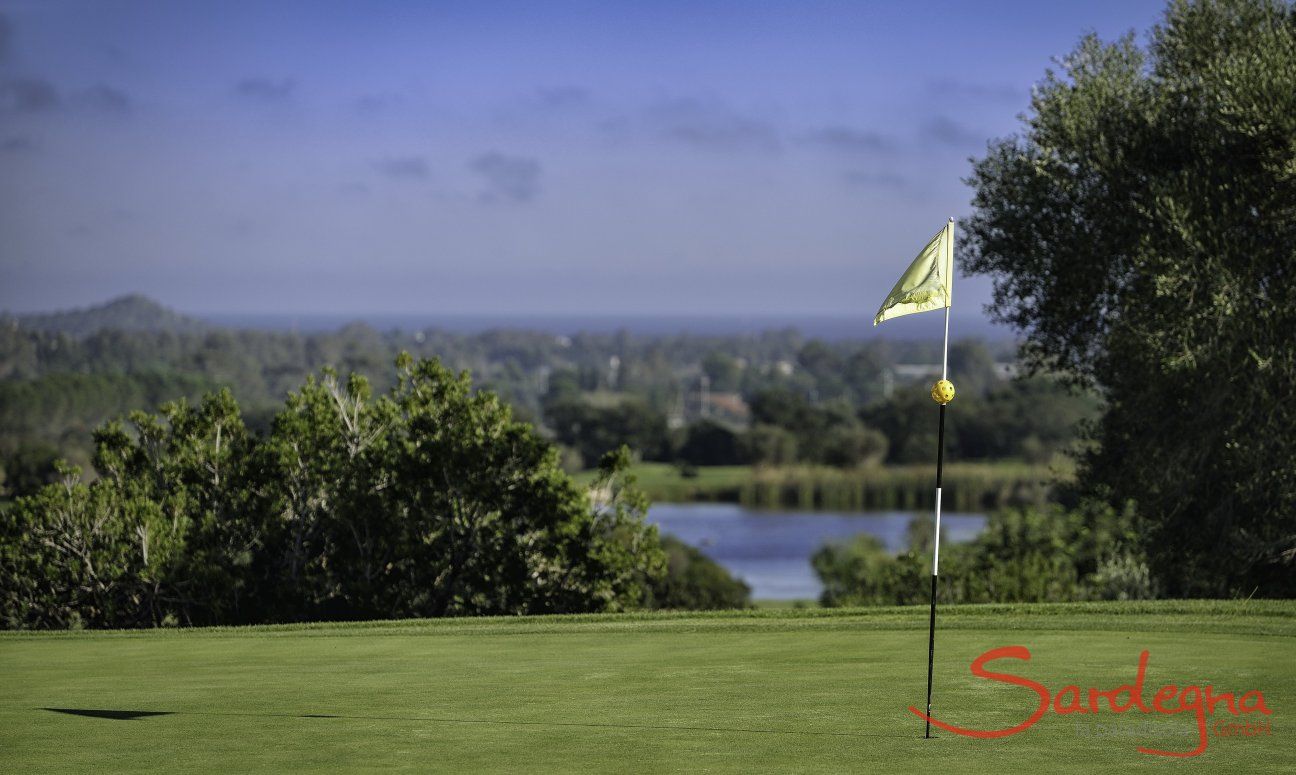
873 220 954 326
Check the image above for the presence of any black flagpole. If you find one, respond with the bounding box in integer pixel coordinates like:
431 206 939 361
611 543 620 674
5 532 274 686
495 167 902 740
924 244 953 738
924 399 947 739
876 217 954 740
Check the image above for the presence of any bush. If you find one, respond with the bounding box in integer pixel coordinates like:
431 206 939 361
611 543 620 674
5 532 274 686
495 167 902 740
813 502 1146 606
651 535 751 610
820 426 888 468
0 442 62 498
1 357 667 628
812 535 926 607
741 424 799 465
677 419 743 466
1087 553 1158 601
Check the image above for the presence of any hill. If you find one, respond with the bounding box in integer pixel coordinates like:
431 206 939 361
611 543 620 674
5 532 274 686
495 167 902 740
2 601 1290 772
11 294 210 338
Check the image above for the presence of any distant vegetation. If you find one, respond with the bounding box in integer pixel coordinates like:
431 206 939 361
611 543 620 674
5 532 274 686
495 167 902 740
0 358 751 629
0 295 1094 503
13 294 212 338
577 461 1062 512
814 503 1150 607
0 296 1103 627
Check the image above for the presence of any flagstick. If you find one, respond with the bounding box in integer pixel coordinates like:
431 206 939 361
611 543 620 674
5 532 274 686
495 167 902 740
871 216 954 739
924 277 952 739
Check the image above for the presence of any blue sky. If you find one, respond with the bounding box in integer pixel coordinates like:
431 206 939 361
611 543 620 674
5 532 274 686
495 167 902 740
0 0 1167 317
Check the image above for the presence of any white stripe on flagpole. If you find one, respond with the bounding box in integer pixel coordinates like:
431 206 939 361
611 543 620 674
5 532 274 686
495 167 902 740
934 487 942 575
941 304 950 380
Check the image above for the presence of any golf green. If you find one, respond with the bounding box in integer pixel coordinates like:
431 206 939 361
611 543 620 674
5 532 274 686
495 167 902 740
2 601 1291 772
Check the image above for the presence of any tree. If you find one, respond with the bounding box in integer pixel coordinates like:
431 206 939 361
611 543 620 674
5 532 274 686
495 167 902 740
740 424 799 466
813 504 1144 607
962 0 1296 595
0 391 254 628
651 535 751 610
677 419 743 466
701 352 742 392
820 425 888 468
0 442 62 498
812 535 927 607
0 462 183 628
842 342 892 404
863 390 946 464
251 357 666 620
1 356 667 627
947 340 999 397
955 378 1099 462
92 390 258 625
748 388 883 466
796 341 848 399
543 396 671 465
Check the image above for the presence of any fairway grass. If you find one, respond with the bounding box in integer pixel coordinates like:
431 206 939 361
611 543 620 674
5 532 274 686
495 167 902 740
3 601 1292 773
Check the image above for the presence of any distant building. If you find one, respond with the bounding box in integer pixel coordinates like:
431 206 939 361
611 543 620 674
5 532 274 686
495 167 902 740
681 381 750 426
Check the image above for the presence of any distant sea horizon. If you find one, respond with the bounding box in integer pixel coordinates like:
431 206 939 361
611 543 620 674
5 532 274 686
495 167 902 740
197 310 1014 342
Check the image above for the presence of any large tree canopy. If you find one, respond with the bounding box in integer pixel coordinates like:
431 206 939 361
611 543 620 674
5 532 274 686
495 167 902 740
1 356 668 628
962 0 1296 596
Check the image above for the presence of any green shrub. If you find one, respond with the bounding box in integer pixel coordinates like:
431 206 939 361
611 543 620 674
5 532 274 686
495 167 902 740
1 357 666 629
813 502 1146 606
651 536 751 610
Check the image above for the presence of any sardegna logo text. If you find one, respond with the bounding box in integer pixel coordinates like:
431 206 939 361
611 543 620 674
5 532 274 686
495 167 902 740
908 646 1273 757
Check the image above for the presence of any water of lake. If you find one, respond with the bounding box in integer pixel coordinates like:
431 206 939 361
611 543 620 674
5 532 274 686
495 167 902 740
647 503 988 601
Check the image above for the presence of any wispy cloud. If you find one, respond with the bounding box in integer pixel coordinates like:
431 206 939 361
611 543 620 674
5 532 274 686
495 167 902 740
1 134 35 153
643 96 780 153
0 12 11 64
923 116 981 147
799 126 892 153
491 85 593 129
372 156 430 180
234 77 295 103
470 152 542 203
0 77 59 114
81 84 132 114
355 95 385 112
0 14 60 117
534 85 590 110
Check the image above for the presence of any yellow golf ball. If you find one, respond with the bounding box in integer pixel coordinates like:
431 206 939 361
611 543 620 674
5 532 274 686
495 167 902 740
931 379 955 405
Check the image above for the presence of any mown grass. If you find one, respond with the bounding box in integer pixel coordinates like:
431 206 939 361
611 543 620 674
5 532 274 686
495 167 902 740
576 461 1067 511
574 463 752 502
2 601 1291 773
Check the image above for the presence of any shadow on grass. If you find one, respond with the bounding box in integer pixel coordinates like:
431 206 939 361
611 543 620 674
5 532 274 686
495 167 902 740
42 708 174 721
39 707 912 739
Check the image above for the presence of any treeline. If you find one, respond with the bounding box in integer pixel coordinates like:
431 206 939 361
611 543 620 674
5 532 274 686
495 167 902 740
737 463 1054 511
572 460 1057 513
1 306 1093 500
544 373 1095 471
4 301 988 415
0 369 218 446
813 502 1153 607
0 357 749 629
